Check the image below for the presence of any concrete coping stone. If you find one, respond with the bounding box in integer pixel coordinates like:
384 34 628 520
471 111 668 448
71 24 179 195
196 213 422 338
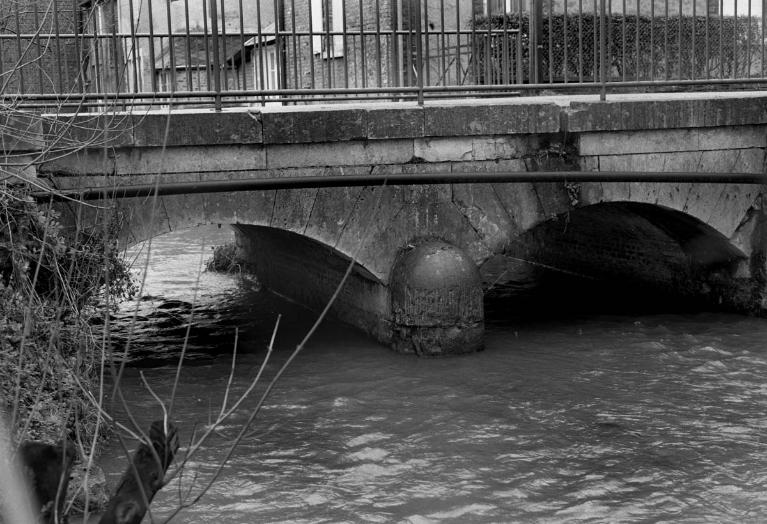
35 91 767 149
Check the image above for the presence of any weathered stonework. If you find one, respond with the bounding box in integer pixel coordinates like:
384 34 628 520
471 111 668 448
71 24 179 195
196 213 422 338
390 240 484 356
36 92 767 353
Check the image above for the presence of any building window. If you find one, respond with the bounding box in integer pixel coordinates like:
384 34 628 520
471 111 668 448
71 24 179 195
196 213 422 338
481 0 522 15
311 0 344 58
253 46 278 90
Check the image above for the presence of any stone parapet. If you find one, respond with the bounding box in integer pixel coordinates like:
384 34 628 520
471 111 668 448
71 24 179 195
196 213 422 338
564 92 767 132
34 92 767 159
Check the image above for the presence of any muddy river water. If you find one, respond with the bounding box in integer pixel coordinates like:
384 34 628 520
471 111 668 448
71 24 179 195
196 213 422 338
99 225 767 523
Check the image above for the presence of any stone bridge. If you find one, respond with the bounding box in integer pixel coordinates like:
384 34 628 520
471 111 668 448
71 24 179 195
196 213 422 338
30 92 767 355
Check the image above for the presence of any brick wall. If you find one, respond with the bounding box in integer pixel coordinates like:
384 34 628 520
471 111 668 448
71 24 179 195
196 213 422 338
0 0 81 95
282 0 397 93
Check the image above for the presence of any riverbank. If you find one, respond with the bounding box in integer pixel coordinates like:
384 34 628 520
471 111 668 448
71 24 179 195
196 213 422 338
0 184 134 511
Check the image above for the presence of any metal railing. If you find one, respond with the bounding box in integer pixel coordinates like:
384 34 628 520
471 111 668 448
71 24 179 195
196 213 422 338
1 0 765 110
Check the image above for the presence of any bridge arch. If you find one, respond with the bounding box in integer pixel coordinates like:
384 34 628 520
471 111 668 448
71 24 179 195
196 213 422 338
486 201 749 312
107 185 494 348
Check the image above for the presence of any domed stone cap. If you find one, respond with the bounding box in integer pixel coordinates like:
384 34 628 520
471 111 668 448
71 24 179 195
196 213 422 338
392 240 482 292
389 239 484 356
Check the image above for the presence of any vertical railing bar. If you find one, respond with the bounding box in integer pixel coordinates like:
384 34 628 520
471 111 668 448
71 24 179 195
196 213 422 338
762 0 765 76
404 2 412 87
291 0 299 91
663 0 668 79
423 0 430 86
402 3 408 87
355 26 361 88
516 0 523 84
375 0 382 87
0 5 4 90
621 0 626 82
298 3 305 94
564 0 569 83
548 0 553 82
239 0 247 91
600 0 606 98
14 0 26 94
307 0 316 90
635 0 639 80
325 0 333 88
255 0 266 104
53 0 65 91
455 0 461 85
649 0 654 80
502 3 510 85
220 0 229 93
607 0 612 83
92 3 104 96
165 0 175 93
705 0 710 78
195 58 201 94
677 0 682 79
593 0 598 83
349 14 357 88
33 1 44 94
74 0 85 94
146 0 158 92
471 0 479 84
719 0 723 79
342 0 349 88
579 0 584 81
110 0 123 100
209 0 222 109
202 0 212 92
274 0 285 98
128 0 140 93
439 0 446 85
360 0 367 88
159 34 167 90
747 0 751 79
414 0 424 103
184 0 193 93
485 3 492 85
534 0 543 83
391 0 400 91
732 0 738 78
691 0 696 80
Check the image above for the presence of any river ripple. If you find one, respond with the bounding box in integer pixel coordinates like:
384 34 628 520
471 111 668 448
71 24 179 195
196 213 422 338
101 226 767 523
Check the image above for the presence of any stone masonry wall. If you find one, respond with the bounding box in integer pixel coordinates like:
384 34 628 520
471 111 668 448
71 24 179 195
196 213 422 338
38 92 767 328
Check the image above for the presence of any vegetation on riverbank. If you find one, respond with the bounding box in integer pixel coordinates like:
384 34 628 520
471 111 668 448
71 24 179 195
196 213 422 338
0 185 134 448
205 242 243 273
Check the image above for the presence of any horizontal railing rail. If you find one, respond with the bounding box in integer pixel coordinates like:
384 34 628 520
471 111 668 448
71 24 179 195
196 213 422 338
1 0 765 110
34 170 767 203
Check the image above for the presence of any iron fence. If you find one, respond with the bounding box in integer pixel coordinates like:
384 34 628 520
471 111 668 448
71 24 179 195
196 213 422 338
0 0 765 109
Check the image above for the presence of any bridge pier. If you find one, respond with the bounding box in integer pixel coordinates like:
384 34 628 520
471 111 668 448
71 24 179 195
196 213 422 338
232 224 392 343
390 240 484 356
234 226 485 355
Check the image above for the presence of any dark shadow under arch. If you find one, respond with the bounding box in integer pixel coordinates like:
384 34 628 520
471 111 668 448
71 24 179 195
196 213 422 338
233 224 389 341
484 202 747 315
